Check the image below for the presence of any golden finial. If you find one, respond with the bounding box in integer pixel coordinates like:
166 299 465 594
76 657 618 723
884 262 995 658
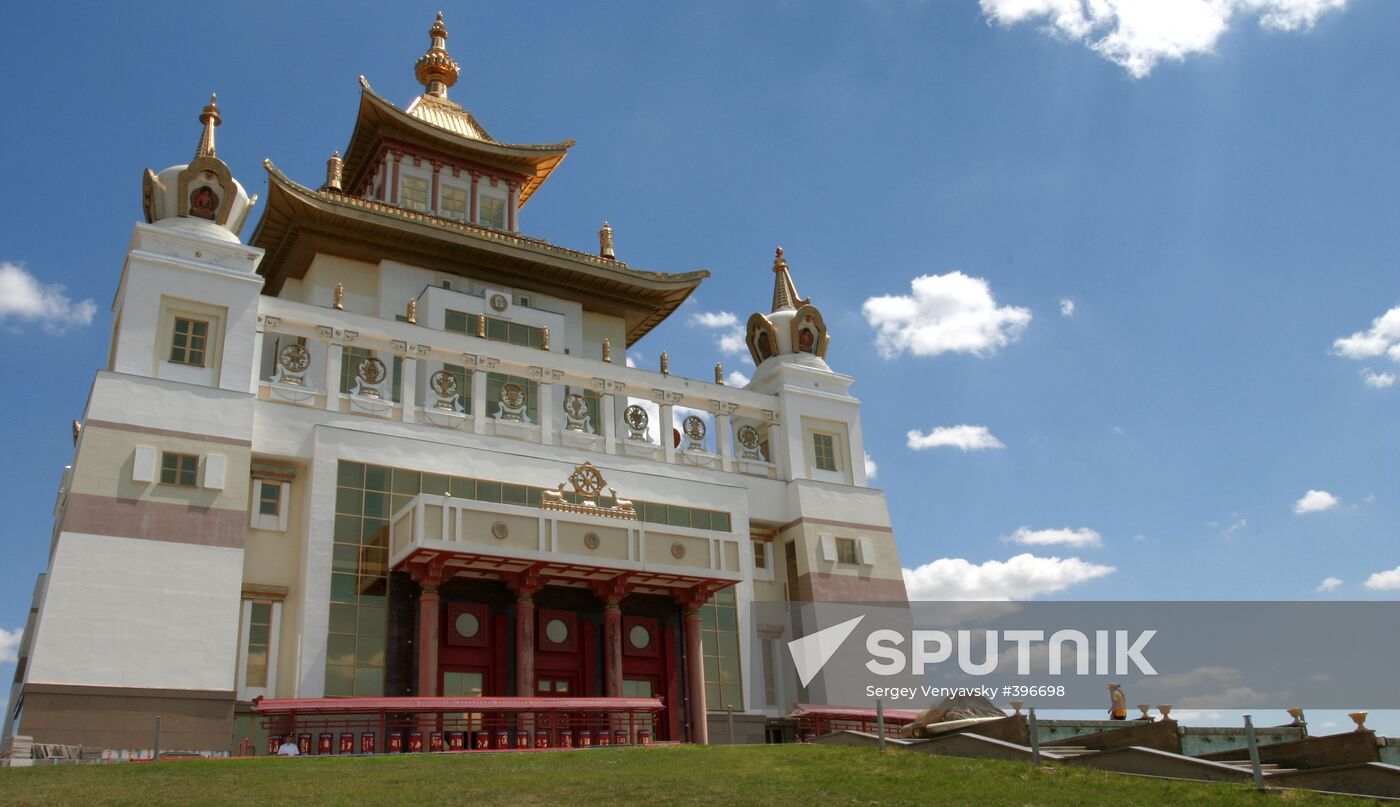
541 327 551 350
322 151 344 192
72 419 82 445
599 221 615 260
195 92 220 160
415 11 461 98
770 245 805 313
333 282 345 310
715 363 724 384
475 313 487 338
602 338 612 363
406 298 417 324
660 352 670 375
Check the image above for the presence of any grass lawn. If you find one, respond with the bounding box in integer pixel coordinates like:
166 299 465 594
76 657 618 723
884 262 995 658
0 744 1378 806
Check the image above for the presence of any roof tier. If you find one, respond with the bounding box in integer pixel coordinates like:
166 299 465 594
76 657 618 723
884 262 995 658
250 162 707 345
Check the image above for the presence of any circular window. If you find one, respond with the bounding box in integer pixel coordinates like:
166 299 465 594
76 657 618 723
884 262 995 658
545 618 569 644
455 612 480 639
629 624 651 650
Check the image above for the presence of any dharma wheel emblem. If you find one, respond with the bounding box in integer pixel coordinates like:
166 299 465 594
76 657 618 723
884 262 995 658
429 370 458 397
490 293 509 312
623 404 650 441
357 357 387 386
682 415 707 442
500 382 526 409
569 463 606 499
736 425 761 451
563 393 588 419
278 343 310 373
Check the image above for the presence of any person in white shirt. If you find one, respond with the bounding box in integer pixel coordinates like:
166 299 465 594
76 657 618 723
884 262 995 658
277 737 301 756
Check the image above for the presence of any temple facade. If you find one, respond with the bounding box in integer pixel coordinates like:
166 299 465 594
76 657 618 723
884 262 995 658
5 14 906 753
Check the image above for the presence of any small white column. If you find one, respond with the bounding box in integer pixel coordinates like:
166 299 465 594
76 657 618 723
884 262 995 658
601 393 617 454
767 422 787 479
716 414 734 472
471 368 489 434
325 344 343 411
660 403 676 464
250 328 266 392
538 382 556 445
400 357 417 423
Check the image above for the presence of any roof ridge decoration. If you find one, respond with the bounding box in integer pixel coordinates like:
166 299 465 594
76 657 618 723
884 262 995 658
195 93 220 159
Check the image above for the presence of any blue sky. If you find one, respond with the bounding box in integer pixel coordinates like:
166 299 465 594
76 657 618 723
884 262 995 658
2 1 1398 720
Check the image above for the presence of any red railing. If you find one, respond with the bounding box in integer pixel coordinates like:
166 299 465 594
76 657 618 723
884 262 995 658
253 696 666 755
786 703 920 742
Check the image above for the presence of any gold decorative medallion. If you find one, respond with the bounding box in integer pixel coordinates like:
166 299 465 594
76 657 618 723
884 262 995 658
491 521 509 540
670 542 687 559
584 532 601 550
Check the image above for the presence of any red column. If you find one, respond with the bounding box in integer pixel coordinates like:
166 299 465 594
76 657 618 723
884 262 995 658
507 181 518 231
684 604 708 745
603 601 623 698
515 594 535 697
418 585 441 697
469 172 480 224
390 152 402 205
430 161 441 212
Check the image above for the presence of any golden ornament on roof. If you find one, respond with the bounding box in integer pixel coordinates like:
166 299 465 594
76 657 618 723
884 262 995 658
415 12 461 97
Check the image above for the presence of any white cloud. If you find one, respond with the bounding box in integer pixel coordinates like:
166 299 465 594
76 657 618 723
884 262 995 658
863 272 1031 359
1059 298 1076 317
1316 576 1343 592
1365 566 1400 591
1208 513 1247 540
903 553 1115 600
1362 368 1396 389
726 370 751 387
1293 489 1339 515
689 310 749 357
0 627 20 663
1334 305 1400 362
864 451 878 480
981 0 1348 78
907 424 1006 451
1006 526 1103 548
0 262 97 333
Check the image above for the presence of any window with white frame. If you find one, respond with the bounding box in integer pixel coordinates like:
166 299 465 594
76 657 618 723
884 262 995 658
251 478 290 531
238 598 282 700
401 175 429 212
440 184 467 220
479 195 506 229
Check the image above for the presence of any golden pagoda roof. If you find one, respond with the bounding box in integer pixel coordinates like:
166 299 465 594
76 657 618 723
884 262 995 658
251 162 706 345
340 77 573 209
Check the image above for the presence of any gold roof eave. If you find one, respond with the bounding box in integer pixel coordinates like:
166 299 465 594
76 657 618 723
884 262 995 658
340 78 574 208
249 162 706 345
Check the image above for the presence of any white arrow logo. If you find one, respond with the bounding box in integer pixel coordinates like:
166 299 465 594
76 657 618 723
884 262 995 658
787 615 865 687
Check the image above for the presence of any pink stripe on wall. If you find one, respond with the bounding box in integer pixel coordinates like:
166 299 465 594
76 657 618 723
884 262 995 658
62 493 246 549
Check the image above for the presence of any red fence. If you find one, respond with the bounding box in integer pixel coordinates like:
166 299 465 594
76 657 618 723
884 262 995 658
252 696 666 755
786 703 920 742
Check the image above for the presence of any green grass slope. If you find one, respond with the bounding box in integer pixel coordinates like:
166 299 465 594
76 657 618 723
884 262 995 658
0 744 1378 806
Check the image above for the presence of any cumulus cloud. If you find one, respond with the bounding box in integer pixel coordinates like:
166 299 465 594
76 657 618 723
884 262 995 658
1059 298 1076 317
689 310 748 357
1316 576 1343 593
1293 489 1339 514
1334 305 1400 362
863 272 1031 359
726 370 751 387
0 262 97 333
0 627 20 663
908 424 1006 451
980 0 1348 78
903 553 1115 600
864 451 878 480
1362 368 1396 389
1006 526 1103 548
1365 566 1400 591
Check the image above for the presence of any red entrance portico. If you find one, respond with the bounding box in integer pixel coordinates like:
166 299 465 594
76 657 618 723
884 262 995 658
400 547 730 744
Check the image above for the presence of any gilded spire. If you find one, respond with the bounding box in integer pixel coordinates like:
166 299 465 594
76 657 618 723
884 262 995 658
599 220 615 260
415 12 461 98
196 93 220 159
771 246 803 313
322 151 344 192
